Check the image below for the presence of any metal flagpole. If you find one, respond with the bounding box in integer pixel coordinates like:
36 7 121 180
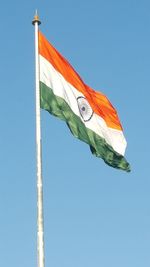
32 11 45 267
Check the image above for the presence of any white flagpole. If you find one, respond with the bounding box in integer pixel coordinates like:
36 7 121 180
32 12 45 267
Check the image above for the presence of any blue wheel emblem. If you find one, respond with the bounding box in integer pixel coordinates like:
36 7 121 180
77 96 93 122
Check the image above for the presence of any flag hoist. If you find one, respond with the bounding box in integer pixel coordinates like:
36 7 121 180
32 12 45 267
32 8 130 265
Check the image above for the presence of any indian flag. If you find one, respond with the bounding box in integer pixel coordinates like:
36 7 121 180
39 31 130 172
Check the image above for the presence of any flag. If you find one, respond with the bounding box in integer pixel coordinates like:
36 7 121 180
39 31 130 172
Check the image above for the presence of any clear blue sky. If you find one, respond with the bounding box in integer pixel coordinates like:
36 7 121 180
0 1 149 266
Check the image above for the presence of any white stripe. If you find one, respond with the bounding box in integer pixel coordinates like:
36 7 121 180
40 55 127 155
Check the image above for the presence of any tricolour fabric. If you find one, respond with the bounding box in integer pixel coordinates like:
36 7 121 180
39 31 130 171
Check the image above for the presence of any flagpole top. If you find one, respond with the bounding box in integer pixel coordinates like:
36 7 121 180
32 10 41 25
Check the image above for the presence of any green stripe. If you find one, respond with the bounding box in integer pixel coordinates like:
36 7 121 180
40 82 130 172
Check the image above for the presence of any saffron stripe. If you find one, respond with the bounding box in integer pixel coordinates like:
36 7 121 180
39 31 122 130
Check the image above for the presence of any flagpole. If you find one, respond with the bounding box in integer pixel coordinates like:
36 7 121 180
32 12 45 267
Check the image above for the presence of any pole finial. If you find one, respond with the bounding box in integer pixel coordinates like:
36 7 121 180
32 10 41 25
